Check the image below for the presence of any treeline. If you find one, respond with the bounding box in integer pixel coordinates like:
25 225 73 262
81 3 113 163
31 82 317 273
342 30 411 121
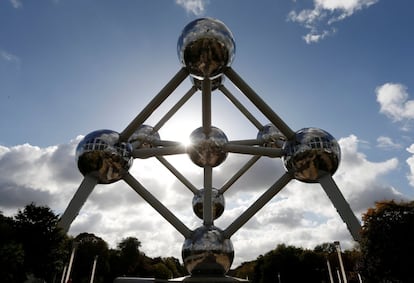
0 203 186 283
230 243 361 283
1 200 414 282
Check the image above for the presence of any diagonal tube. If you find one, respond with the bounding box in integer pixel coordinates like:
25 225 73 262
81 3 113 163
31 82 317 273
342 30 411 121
220 155 261 194
123 172 192 238
119 67 189 142
224 67 295 139
219 85 263 130
224 172 293 238
154 86 198 131
319 174 362 242
58 174 98 233
156 156 198 194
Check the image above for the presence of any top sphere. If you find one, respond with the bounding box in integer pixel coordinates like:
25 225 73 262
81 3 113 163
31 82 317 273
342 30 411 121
177 18 235 80
283 128 341 183
76 129 133 184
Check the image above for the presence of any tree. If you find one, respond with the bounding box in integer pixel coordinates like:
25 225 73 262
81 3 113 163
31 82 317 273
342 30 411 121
70 233 110 283
0 213 25 283
359 200 414 282
14 203 69 282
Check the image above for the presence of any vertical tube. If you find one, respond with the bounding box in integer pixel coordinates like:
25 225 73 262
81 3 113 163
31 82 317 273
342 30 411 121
327 258 334 283
65 243 77 283
202 78 212 135
60 265 67 283
203 166 213 226
335 241 348 283
336 268 342 283
89 256 98 283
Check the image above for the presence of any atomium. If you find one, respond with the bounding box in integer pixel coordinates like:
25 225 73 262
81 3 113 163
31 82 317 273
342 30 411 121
59 17 362 282
76 129 133 184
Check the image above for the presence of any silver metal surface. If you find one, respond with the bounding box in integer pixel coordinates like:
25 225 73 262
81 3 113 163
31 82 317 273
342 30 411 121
182 225 234 276
257 123 286 148
178 18 235 79
58 175 98 232
129 124 160 149
76 130 133 184
187 126 228 167
283 127 340 183
193 188 225 220
319 175 362 242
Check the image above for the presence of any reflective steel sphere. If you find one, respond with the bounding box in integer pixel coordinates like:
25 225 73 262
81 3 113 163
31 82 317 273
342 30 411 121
283 128 341 183
192 188 225 220
187 126 228 167
76 130 133 184
177 17 235 79
257 123 286 148
128 124 160 149
182 225 234 275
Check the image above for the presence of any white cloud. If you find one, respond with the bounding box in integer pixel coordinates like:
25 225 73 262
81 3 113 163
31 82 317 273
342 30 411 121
376 82 414 123
0 49 21 66
288 0 379 43
175 0 206 16
9 0 22 8
376 136 402 150
0 133 407 267
405 144 414 187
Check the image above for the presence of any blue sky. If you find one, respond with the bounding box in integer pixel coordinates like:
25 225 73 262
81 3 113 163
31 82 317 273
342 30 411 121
1 0 414 268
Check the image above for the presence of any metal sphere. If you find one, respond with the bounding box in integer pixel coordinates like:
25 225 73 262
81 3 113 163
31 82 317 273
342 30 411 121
283 127 341 183
257 123 286 148
192 188 225 220
182 225 234 276
177 17 236 80
191 76 224 91
128 124 160 149
187 126 228 167
76 129 133 184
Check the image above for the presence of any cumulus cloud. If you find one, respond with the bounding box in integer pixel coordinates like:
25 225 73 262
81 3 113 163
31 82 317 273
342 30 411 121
288 0 379 43
0 133 407 266
175 0 206 16
376 83 414 124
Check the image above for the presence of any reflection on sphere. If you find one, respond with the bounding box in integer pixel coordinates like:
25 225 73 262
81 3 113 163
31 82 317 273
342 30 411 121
257 123 286 148
283 127 340 183
187 127 228 167
128 124 160 149
177 17 235 79
76 130 133 184
182 225 234 275
193 188 225 220
191 76 224 91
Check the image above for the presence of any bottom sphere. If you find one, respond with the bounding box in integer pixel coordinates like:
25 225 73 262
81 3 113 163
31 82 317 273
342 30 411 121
182 225 234 276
